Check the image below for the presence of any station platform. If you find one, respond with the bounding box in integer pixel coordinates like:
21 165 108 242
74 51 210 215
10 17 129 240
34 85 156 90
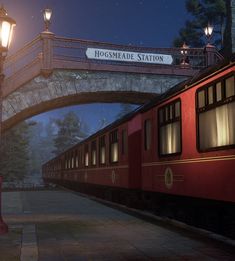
1 189 235 260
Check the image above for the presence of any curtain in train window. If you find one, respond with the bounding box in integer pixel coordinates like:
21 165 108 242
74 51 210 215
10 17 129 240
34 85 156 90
110 130 118 163
91 141 97 166
159 100 181 155
199 101 235 150
85 145 89 167
99 136 106 164
159 121 181 155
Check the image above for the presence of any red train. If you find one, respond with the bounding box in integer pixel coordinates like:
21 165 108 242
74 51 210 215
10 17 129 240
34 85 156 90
43 58 235 238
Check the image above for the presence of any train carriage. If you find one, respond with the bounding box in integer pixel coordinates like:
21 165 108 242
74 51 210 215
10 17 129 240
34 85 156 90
43 110 142 205
43 58 235 238
141 60 235 202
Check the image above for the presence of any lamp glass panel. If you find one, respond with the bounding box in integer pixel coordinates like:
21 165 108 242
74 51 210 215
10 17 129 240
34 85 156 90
44 10 52 21
1 21 11 48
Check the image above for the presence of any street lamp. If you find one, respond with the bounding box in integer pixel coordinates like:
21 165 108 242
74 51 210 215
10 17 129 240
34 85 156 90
0 5 15 143
0 5 16 235
204 23 213 46
43 8 52 31
180 42 189 67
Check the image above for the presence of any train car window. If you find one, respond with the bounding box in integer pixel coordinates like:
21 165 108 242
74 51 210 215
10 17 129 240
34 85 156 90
165 106 169 121
85 144 89 167
144 119 151 151
158 100 181 156
169 104 173 120
91 141 97 166
216 82 222 102
99 136 106 164
197 75 235 151
71 152 74 169
198 90 205 108
110 130 118 163
75 150 79 168
208 86 214 105
225 76 235 98
69 154 71 169
122 129 128 155
175 101 180 117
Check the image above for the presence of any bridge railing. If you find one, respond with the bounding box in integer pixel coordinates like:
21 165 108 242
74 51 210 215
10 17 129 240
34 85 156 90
53 36 220 69
4 32 224 82
4 35 42 78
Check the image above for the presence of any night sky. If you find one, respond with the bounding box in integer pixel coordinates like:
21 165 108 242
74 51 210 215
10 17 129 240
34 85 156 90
3 0 190 133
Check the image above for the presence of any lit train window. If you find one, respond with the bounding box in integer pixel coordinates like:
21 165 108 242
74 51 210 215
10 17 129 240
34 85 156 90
208 86 214 105
122 129 127 155
85 144 89 167
216 82 222 101
71 152 74 169
158 99 181 156
197 75 235 151
75 151 79 168
91 141 97 166
225 76 235 98
110 130 118 163
198 90 205 108
144 119 151 151
99 136 106 164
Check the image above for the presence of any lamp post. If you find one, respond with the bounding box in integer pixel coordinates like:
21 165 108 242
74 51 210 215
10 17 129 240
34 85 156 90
0 5 16 235
43 8 52 31
180 42 189 67
41 8 54 77
204 23 213 46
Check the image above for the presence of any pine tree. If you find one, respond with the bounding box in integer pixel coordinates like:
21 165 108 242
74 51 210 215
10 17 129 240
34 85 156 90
173 0 227 49
0 121 30 182
53 112 86 155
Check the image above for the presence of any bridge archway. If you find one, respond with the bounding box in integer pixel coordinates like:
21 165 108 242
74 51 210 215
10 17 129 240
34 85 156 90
2 32 223 131
2 69 187 131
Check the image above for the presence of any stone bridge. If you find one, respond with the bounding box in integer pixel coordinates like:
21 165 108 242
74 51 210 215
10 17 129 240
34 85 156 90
2 31 223 131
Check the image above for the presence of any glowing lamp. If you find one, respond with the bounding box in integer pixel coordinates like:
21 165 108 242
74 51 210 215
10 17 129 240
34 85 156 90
204 23 213 45
204 24 213 38
0 6 16 52
43 8 52 31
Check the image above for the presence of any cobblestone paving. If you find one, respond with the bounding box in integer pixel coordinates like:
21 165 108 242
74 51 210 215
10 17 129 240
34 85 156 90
2 190 235 260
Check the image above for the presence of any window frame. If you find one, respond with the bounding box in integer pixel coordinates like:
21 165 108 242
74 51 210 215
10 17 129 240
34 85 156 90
158 98 182 157
109 129 119 163
99 135 106 165
196 73 235 152
84 144 89 167
144 119 152 151
91 140 97 166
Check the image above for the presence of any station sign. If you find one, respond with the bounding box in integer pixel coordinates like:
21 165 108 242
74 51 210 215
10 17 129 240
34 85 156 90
86 47 173 65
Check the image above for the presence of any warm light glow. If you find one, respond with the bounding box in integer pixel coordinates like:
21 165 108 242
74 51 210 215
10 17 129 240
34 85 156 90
85 152 89 166
0 6 16 50
180 43 189 55
111 143 118 162
1 21 10 47
100 147 106 164
204 24 213 37
44 8 52 22
92 150 96 165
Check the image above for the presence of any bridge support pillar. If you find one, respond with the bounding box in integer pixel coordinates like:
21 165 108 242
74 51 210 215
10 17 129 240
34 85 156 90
0 176 8 234
40 31 55 77
204 45 218 67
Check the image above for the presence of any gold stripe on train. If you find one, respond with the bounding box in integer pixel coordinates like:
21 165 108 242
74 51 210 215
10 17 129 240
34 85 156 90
142 155 235 167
